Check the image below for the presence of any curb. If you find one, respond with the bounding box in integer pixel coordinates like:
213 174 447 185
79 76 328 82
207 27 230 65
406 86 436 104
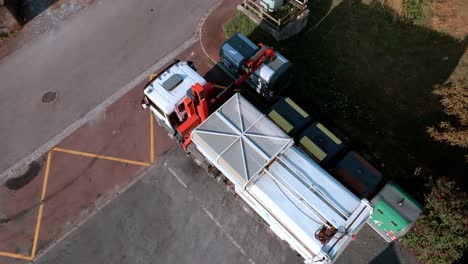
198 0 225 64
199 0 242 65
0 36 197 184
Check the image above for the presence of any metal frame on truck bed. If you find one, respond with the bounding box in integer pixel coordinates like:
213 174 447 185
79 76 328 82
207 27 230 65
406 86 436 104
140 33 374 262
191 94 372 263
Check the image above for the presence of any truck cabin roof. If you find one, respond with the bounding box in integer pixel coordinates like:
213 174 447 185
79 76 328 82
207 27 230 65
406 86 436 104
143 61 207 115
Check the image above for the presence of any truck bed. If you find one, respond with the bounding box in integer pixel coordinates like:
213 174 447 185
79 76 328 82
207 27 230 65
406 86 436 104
191 94 372 263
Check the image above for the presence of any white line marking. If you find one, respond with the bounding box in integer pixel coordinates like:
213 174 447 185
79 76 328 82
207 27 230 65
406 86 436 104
0 37 197 183
202 206 222 228
168 167 188 189
202 206 255 264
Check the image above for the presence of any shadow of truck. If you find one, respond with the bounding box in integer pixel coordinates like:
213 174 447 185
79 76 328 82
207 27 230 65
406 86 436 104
4 0 60 25
246 0 467 199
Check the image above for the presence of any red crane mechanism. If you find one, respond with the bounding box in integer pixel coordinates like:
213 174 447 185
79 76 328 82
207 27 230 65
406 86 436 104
177 43 277 150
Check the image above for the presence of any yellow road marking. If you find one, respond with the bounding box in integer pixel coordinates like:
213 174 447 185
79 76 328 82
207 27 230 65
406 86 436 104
150 112 155 163
2 92 158 260
31 151 52 258
148 73 157 82
0 252 33 260
52 148 150 167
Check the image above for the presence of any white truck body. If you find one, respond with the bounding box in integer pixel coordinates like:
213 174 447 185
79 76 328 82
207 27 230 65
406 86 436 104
191 94 372 263
144 63 373 263
144 62 206 130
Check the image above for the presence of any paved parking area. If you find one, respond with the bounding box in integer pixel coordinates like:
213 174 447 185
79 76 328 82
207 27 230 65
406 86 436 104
0 41 228 263
32 148 418 264
0 79 172 262
34 148 303 264
0 13 418 263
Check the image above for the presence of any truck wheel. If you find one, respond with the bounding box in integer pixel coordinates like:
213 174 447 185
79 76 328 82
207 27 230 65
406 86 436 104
141 97 149 110
187 61 197 71
193 158 204 168
207 165 221 179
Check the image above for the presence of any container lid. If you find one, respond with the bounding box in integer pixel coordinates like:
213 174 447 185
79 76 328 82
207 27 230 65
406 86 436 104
334 151 384 199
191 94 293 185
370 200 410 232
298 122 344 164
267 97 311 136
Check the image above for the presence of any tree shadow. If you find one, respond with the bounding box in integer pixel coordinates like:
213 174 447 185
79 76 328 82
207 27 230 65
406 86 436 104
369 243 402 264
247 0 467 198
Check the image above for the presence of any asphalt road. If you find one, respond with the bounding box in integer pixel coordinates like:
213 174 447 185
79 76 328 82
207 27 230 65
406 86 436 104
33 148 418 264
0 0 219 176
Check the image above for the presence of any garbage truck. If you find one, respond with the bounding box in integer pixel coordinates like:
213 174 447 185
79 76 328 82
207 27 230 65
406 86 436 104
141 33 373 263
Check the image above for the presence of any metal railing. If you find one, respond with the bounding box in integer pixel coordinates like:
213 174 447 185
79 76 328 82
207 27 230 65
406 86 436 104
241 0 308 30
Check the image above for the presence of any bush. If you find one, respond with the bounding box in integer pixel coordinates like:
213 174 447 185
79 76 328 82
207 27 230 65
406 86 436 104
427 83 468 149
403 178 468 264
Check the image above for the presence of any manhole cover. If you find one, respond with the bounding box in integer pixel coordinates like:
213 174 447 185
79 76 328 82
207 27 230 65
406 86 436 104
42 91 57 103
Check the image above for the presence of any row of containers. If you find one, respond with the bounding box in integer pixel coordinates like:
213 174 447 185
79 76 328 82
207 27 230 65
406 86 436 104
265 97 423 242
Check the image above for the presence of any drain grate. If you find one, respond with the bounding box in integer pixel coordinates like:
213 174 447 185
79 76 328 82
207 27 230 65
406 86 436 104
42 91 57 103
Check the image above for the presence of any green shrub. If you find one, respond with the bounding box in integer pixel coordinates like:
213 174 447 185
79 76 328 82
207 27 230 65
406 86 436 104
403 178 468 264
403 0 433 24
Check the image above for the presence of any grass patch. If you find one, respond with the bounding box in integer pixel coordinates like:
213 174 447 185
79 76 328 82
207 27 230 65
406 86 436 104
225 2 468 261
223 1 467 199
223 11 258 39
403 0 434 24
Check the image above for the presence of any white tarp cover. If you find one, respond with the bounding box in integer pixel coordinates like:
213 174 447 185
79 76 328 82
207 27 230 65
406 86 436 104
191 94 371 263
247 147 363 258
191 94 293 186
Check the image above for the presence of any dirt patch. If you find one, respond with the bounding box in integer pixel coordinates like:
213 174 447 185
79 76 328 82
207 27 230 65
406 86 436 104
429 0 468 40
380 0 403 15
4 160 43 190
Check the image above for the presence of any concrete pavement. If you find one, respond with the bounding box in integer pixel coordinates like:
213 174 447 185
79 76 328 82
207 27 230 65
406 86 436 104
32 148 418 264
0 41 217 262
0 0 420 263
34 147 303 264
0 0 219 179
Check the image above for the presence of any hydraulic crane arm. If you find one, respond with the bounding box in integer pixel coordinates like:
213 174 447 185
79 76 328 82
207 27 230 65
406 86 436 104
177 44 277 151
214 44 276 104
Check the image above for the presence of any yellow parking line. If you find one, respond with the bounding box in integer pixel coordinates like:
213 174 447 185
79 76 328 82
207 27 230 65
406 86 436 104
2 97 159 261
150 112 155 163
0 252 33 260
52 148 150 167
31 151 52 258
148 73 157 82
